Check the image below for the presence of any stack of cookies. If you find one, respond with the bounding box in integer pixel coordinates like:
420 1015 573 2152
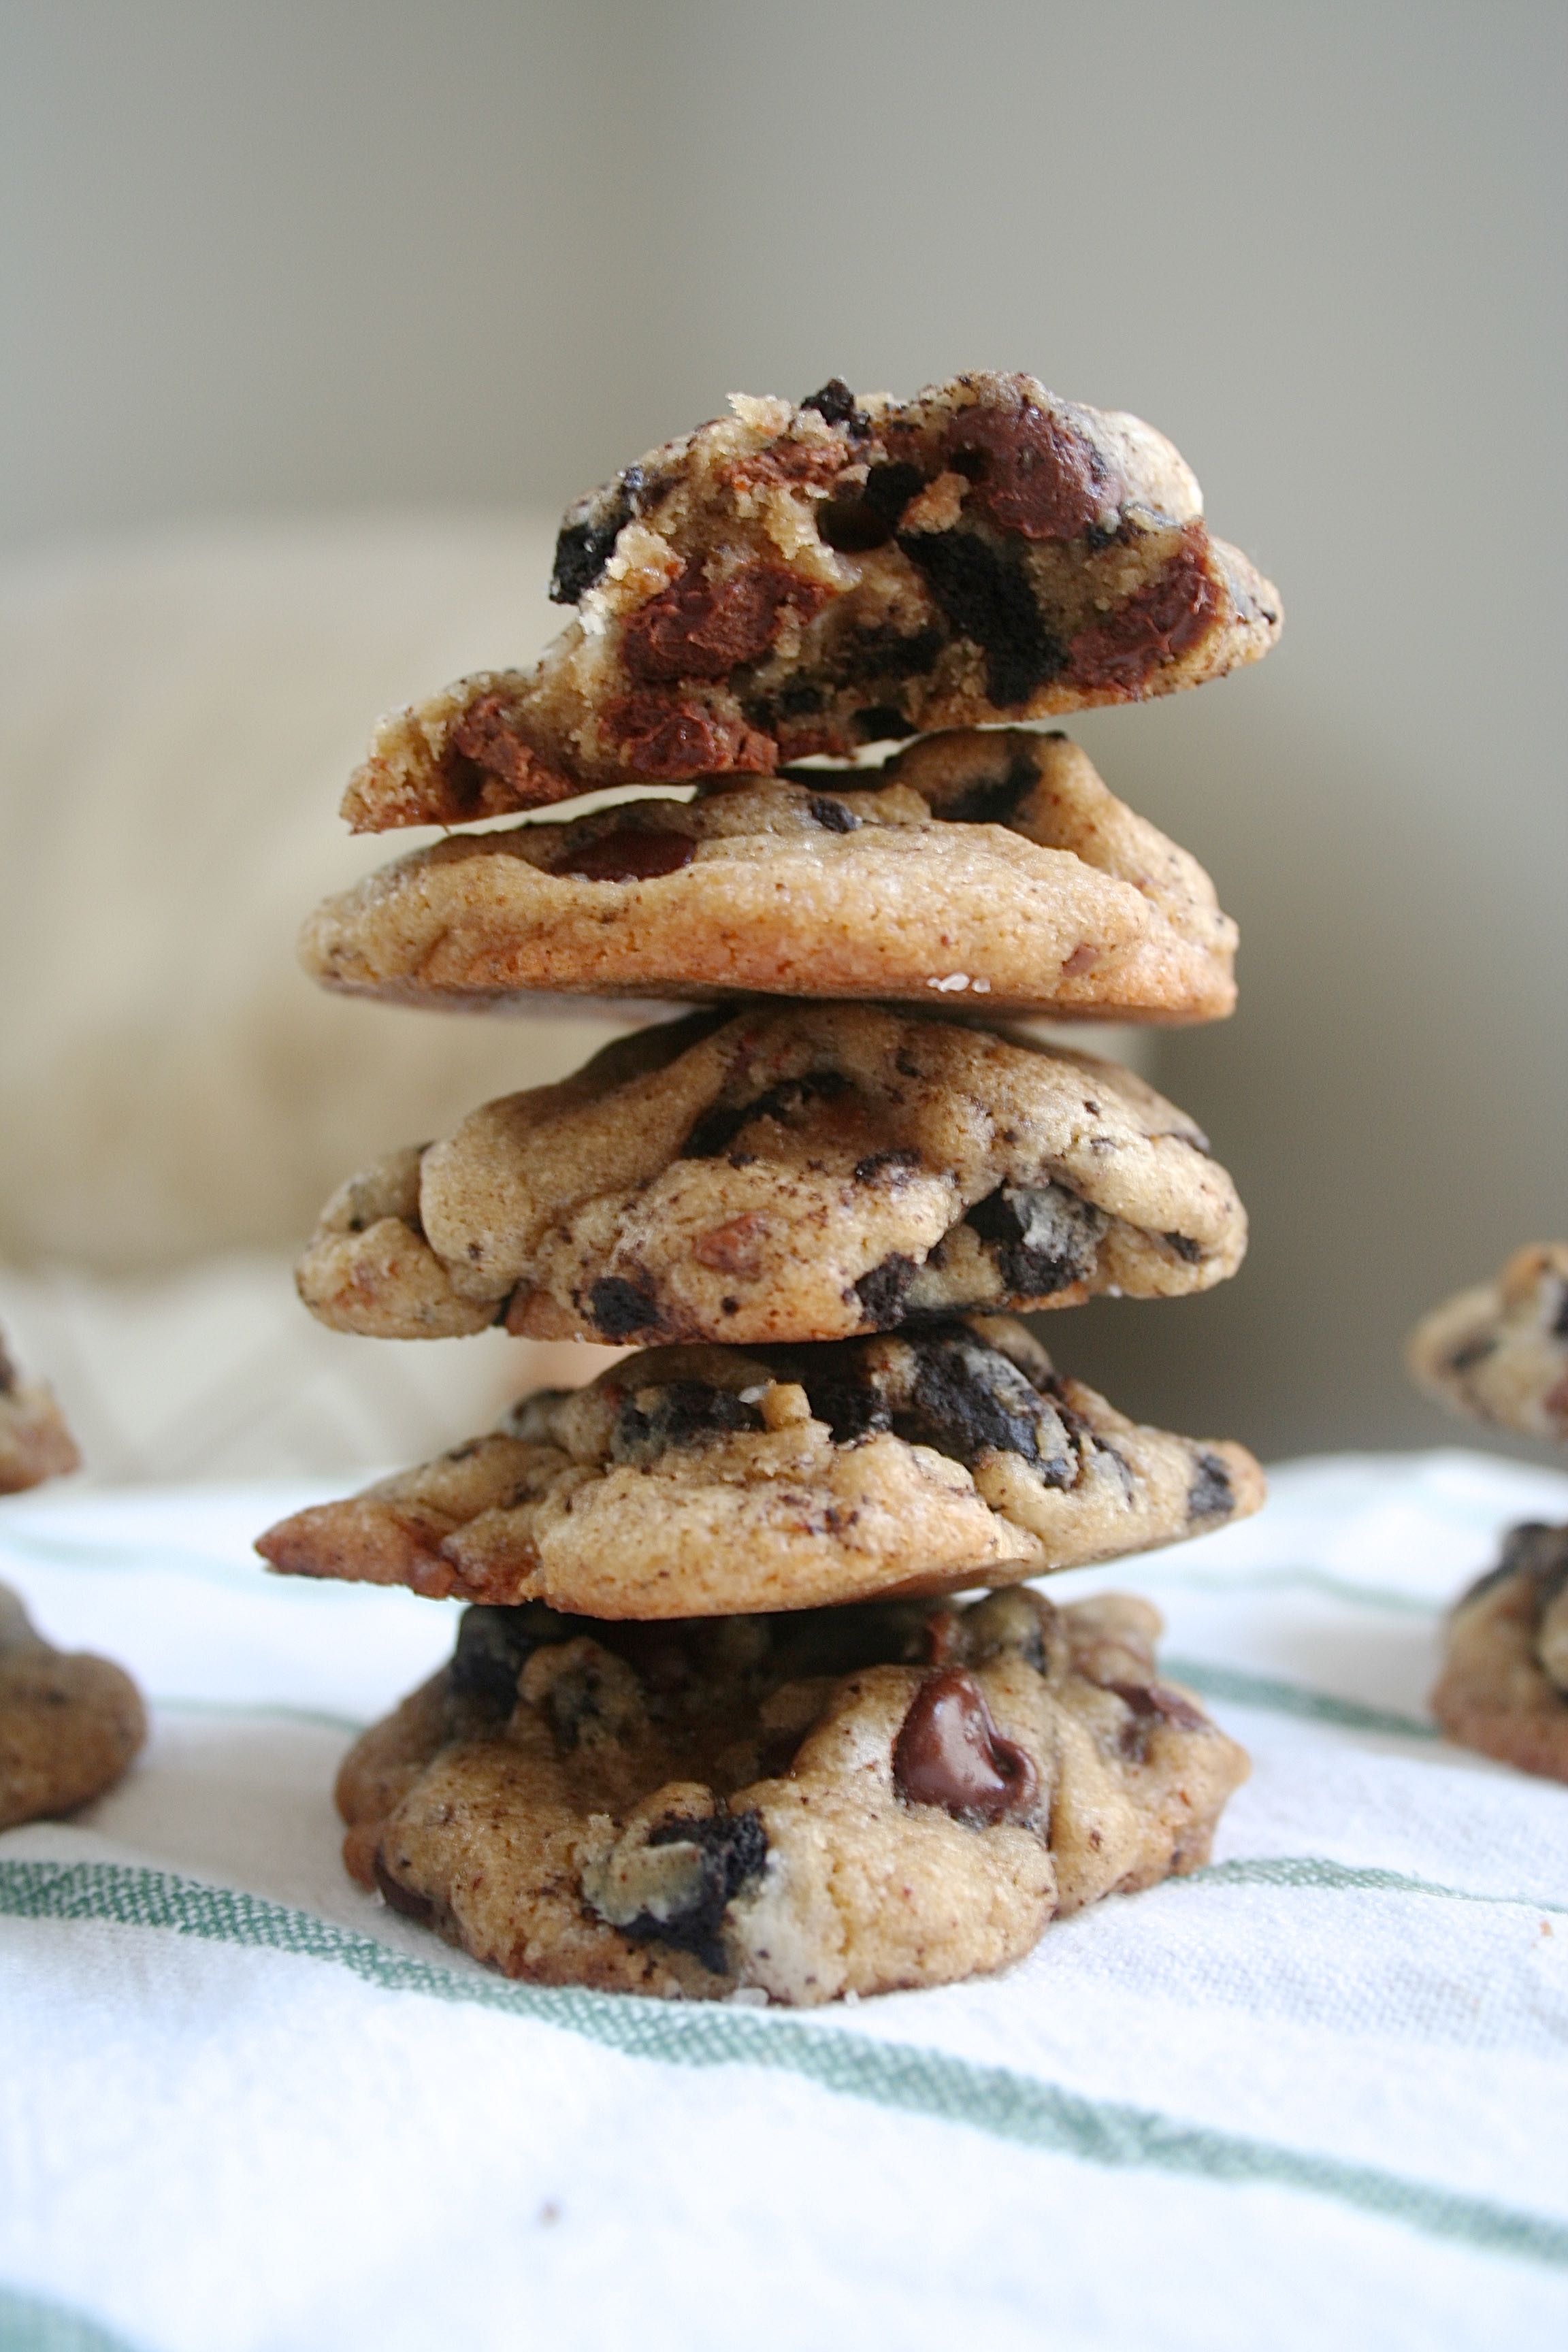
259 372 1281 2002
1408 1245 1568 1781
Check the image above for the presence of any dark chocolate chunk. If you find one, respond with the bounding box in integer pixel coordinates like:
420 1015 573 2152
587 1274 666 1343
623 564 825 685
550 466 646 605
374 1849 439 1928
1066 531 1220 693
555 828 696 885
899 529 1066 706
943 404 1120 541
776 681 825 717
800 378 867 434
815 460 924 552
621 1808 770 1974
1188 1452 1235 1522
448 1603 570 1720
966 1183 1107 1297
851 706 917 741
612 1379 764 1465
893 1668 1039 1824
854 1254 919 1329
762 1348 893 1444
898 1330 1056 1469
807 795 860 834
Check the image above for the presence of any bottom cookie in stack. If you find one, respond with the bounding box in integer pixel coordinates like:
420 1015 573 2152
1431 1522 1568 1783
338 1583 1249 2004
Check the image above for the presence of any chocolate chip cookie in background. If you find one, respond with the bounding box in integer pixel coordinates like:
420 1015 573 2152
296 999 1245 1347
0 1324 80 1493
1430 1524 1568 1784
339 372 1280 831
0 1584 146 1831
257 1315 1263 1618
336 1582 1248 2003
1406 1242 1568 1443
303 730 1237 1023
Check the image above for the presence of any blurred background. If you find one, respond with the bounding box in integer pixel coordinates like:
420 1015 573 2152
1 0 1563 1480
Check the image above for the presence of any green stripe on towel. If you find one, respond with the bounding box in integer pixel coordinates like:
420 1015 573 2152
3 1857 1565 2272
0 2285 142 2352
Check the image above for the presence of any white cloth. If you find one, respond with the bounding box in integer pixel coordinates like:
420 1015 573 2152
3 1450 1568 2352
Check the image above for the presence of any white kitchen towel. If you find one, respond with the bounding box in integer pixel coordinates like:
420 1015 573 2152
3 1449 1567 2352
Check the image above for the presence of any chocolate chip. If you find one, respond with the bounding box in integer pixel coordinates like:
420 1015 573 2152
555 828 696 885
899 530 1066 706
612 1380 765 1465
807 796 859 833
623 564 825 685
893 1669 1039 1824
448 1603 572 1720
854 1254 919 1328
586 1274 666 1342
1067 532 1220 693
966 1183 1107 1296
1163 1232 1204 1264
621 1808 770 1974
1106 1680 1208 1732
1188 1453 1235 1521
800 378 867 433
374 1849 438 1927
853 1147 921 1186
550 465 646 604
943 404 1120 541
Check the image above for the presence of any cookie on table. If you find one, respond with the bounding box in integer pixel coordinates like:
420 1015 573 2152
0 1328 80 1494
298 1000 1246 1346
304 732 1237 1022
341 371 1281 832
1406 1244 1568 1443
339 1581 1250 2003
257 1315 1264 1618
0 1584 146 1831
1431 1522 1568 1781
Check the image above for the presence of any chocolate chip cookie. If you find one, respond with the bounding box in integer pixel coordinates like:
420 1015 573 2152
304 732 1237 1022
1431 1522 1568 1781
257 1316 1264 1617
340 372 1281 832
0 1328 80 1493
338 1580 1249 2002
1406 1243 1568 1443
297 1002 1245 1345
0 1584 146 1829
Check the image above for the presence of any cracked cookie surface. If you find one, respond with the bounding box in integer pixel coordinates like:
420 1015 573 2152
1431 1522 1568 1781
0 1328 80 1494
257 1315 1264 1617
304 732 1237 1022
340 372 1279 832
298 1001 1245 1345
0 1584 146 1830
340 1582 1249 2002
1407 1244 1568 1443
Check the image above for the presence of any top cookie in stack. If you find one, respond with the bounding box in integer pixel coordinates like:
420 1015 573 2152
259 373 1276 2002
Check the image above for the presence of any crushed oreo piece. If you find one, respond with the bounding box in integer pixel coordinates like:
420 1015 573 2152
679 1070 853 1162
800 378 866 434
1163 1232 1204 1264
612 1380 765 1465
448 1604 570 1720
586 1274 666 1342
899 530 1066 706
853 1147 922 1187
551 466 646 605
854 1255 919 1329
966 1182 1107 1296
898 1328 1067 1474
806 795 859 833
1188 1452 1235 1522
622 1809 770 1973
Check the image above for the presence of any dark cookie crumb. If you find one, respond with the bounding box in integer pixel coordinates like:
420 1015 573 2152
854 1255 919 1328
622 1808 770 1973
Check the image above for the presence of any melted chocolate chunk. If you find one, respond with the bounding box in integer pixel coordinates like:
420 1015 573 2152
1066 532 1220 693
900 530 1066 706
606 689 773 779
893 1668 1039 1824
943 404 1120 541
623 564 823 685
807 795 859 833
448 1603 569 1720
1188 1452 1235 1522
550 465 646 604
854 1254 919 1328
555 828 696 885
1107 1680 1208 1733
800 378 868 434
679 1070 853 1162
621 1809 770 1974
586 1274 666 1342
374 1850 438 1927
966 1183 1107 1297
612 1379 764 1465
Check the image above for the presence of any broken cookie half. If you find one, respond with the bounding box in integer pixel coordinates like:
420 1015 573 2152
339 1581 1249 2002
257 1314 1264 1618
341 371 1281 831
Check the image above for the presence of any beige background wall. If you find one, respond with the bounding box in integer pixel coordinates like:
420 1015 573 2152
1 1 1564 1462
